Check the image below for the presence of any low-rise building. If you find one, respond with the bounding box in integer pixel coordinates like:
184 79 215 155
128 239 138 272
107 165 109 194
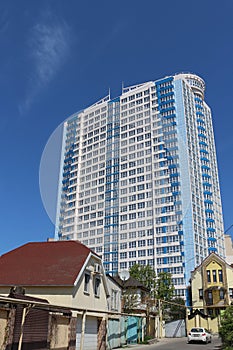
188 250 233 339
190 252 233 316
110 275 149 314
0 240 109 350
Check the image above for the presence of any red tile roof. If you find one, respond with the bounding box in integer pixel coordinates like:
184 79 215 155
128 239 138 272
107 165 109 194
0 241 97 286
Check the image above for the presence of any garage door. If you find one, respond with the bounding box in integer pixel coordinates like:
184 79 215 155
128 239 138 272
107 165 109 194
76 316 97 350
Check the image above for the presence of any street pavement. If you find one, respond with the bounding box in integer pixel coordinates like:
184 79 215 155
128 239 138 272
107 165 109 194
116 335 222 350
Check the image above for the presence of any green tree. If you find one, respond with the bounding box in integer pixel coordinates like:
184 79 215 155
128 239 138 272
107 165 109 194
129 264 156 297
219 306 233 349
156 271 174 301
169 297 186 321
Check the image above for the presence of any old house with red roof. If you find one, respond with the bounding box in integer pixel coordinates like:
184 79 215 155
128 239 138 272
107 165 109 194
0 240 110 350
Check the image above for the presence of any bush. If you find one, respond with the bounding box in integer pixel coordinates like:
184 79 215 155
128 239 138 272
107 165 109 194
219 306 233 349
139 335 153 344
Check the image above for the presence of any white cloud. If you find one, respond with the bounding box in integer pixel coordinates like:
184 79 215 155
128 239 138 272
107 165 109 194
19 11 71 114
31 18 70 85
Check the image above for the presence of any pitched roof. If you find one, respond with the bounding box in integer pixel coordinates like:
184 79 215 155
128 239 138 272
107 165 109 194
111 275 149 291
192 252 232 275
0 241 97 286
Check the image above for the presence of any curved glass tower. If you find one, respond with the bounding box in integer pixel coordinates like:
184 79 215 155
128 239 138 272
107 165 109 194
54 73 225 299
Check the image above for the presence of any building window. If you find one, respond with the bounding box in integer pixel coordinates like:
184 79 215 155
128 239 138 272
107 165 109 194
129 251 136 258
207 270 211 283
111 289 118 310
218 270 223 283
129 241 136 248
120 252 127 259
199 289 203 300
120 262 127 269
229 288 233 299
84 273 90 294
138 250 146 257
207 291 213 305
219 289 224 300
212 270 217 282
138 240 145 247
94 277 101 297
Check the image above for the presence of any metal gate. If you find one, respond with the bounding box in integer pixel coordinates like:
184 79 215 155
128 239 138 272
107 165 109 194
126 316 138 344
165 319 186 337
76 315 97 350
107 318 121 349
7 305 49 350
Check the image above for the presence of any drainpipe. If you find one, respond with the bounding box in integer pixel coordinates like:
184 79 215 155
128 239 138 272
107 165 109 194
80 310 87 350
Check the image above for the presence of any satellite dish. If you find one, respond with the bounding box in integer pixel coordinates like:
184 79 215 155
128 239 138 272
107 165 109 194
119 269 130 281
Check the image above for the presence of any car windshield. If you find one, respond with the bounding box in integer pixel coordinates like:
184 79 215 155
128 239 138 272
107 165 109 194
191 328 204 333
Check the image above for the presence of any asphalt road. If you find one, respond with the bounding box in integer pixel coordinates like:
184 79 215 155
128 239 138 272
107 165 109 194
118 335 222 350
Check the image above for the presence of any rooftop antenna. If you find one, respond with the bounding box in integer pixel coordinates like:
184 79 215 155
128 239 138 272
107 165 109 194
119 269 130 282
122 81 124 94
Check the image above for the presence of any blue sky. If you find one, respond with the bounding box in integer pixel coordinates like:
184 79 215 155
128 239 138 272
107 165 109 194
1 0 233 255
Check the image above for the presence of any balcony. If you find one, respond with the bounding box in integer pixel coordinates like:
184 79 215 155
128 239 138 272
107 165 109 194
204 286 227 306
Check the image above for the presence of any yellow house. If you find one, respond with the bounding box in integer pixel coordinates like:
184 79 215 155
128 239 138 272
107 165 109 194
190 252 233 316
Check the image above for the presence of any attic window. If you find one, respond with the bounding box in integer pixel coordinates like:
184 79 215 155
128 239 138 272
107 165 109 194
207 270 211 283
212 270 217 283
84 273 91 294
218 270 223 282
94 277 101 297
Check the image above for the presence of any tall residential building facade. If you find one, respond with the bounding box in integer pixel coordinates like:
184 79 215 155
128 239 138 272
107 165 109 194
55 73 225 298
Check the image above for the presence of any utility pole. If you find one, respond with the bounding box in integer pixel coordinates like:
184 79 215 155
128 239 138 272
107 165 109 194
158 299 163 338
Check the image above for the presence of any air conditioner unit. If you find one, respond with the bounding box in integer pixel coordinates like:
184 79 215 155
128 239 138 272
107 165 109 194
94 263 101 274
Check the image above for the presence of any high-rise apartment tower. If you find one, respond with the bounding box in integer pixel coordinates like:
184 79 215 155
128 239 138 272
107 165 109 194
55 73 225 298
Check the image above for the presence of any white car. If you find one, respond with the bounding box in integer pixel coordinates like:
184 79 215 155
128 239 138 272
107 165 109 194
187 327 212 344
